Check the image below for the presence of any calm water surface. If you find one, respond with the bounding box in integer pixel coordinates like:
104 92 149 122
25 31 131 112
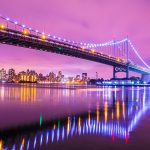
0 84 150 150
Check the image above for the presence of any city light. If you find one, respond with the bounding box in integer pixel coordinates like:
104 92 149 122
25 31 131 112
3 103 147 149
90 49 96 54
0 23 6 30
22 29 30 35
116 101 120 120
117 57 121 62
41 34 46 40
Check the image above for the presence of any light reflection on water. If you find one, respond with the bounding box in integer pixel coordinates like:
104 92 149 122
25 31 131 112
0 84 150 150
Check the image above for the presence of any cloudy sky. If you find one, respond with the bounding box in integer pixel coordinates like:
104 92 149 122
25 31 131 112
0 0 150 78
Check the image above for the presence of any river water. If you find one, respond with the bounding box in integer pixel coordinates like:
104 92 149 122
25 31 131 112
0 84 150 150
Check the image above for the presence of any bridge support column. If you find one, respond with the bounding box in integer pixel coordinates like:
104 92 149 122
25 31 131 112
113 66 129 79
141 74 150 83
113 66 116 79
126 65 129 79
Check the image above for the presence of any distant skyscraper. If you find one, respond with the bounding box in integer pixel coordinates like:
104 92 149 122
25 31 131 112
57 71 64 82
8 68 15 82
48 72 56 82
75 75 80 80
0 68 7 81
82 73 87 81
28 70 37 82
18 71 27 82
96 72 98 79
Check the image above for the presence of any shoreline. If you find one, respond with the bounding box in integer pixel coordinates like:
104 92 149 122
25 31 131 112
0 82 149 89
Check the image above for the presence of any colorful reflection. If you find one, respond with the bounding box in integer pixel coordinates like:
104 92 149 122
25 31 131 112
0 140 3 150
2 96 149 150
0 85 149 150
0 84 37 102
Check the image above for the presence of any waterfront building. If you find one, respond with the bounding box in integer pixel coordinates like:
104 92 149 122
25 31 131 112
0 68 90 84
82 73 87 81
75 75 80 80
96 72 98 79
8 68 16 82
38 73 44 81
28 70 38 82
18 70 37 83
18 71 27 82
0 68 7 82
48 72 56 82
56 71 64 82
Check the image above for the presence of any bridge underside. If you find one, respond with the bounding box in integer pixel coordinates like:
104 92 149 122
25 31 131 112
128 66 150 75
0 29 125 66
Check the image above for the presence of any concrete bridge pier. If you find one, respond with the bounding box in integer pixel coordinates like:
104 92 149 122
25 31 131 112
113 65 129 79
141 74 150 83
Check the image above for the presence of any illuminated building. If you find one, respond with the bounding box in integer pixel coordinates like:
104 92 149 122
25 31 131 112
0 68 7 82
82 73 87 81
18 70 37 83
67 77 74 83
74 75 81 84
8 68 15 82
56 71 64 82
96 72 98 79
0 68 89 84
48 72 56 82
18 71 27 82
28 70 38 82
75 75 80 80
38 73 45 82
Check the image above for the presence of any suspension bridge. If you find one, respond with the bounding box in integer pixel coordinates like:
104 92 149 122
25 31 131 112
0 15 150 79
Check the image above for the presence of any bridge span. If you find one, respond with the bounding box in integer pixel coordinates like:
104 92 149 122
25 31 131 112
0 15 150 79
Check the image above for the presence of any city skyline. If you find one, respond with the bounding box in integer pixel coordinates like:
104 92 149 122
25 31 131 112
0 68 89 84
0 0 150 78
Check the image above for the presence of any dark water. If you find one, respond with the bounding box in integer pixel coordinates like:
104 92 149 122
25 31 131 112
0 84 150 150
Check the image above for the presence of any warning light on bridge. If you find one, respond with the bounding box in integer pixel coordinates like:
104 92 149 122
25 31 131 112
117 57 124 63
41 34 46 40
90 49 96 54
81 47 85 51
0 24 6 30
117 57 121 62
22 29 30 35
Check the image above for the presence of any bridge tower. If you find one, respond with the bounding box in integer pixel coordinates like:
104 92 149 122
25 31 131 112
113 65 129 79
113 37 129 79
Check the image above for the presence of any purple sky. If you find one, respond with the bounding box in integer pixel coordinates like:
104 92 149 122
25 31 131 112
0 0 150 78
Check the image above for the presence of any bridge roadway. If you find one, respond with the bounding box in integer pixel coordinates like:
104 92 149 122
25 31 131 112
0 28 150 75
